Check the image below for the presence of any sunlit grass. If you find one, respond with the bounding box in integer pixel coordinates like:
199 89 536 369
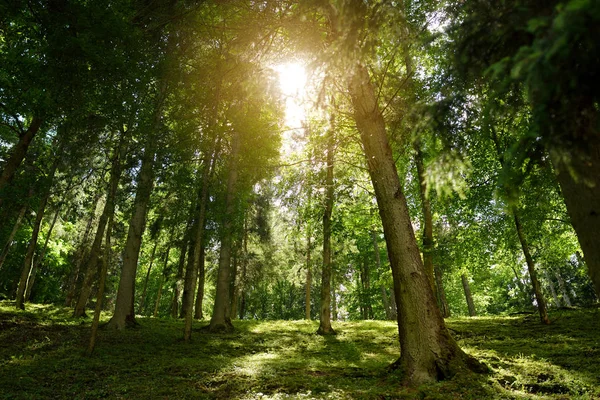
0 301 598 399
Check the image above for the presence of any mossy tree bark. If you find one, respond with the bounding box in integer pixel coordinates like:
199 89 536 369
348 64 483 385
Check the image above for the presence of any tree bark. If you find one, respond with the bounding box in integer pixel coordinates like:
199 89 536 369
461 273 477 317
513 213 550 324
209 131 240 332
87 214 113 355
0 204 27 271
193 245 205 320
107 141 155 329
549 134 600 299
0 117 43 193
317 115 335 335
435 266 451 318
348 64 482 385
305 232 312 320
372 231 393 320
74 135 125 317
544 269 560 308
137 240 158 315
171 239 187 318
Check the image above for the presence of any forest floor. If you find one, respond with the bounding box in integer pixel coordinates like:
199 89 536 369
0 302 598 399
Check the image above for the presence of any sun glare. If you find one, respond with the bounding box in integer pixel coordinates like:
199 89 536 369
275 61 308 157
276 62 307 97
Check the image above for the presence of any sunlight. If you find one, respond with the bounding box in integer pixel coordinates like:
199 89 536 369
275 61 307 130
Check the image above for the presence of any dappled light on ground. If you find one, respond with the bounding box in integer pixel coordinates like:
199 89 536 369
0 302 599 399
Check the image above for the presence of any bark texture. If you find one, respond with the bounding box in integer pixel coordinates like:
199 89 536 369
414 143 436 293
435 266 451 318
348 65 482 385
209 132 240 332
0 117 43 193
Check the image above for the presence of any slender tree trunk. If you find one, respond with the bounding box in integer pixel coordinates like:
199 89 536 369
25 206 60 301
389 287 397 320
510 264 531 305
107 142 155 329
554 268 572 307
74 136 125 317
194 245 205 320
435 266 451 318
64 197 99 307
15 160 57 310
360 256 372 319
372 231 393 320
87 214 113 356
414 143 436 293
209 131 240 332
172 240 186 318
461 274 477 317
137 240 158 315
152 241 172 318
230 252 239 321
513 213 550 324
0 204 27 270
305 233 312 320
317 116 335 335
0 117 43 193
331 273 337 322
348 64 482 384
544 269 560 308
236 221 248 320
184 144 216 340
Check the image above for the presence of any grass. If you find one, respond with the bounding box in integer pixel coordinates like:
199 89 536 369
0 302 598 399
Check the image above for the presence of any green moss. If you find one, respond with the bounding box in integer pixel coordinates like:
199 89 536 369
0 301 598 399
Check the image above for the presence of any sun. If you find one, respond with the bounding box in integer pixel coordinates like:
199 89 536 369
276 61 307 97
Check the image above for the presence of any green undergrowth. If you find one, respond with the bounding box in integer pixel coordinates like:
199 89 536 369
0 301 598 399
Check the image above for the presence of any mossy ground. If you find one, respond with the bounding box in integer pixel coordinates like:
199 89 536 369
0 302 598 399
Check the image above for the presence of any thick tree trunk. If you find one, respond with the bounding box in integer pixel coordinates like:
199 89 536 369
15 160 57 310
435 266 451 318
0 117 43 193
461 274 477 317
0 204 27 270
317 118 335 335
513 213 550 324
25 206 60 301
549 135 600 299
107 142 155 330
209 131 240 332
74 136 125 317
348 65 482 385
414 143 437 293
554 268 572 307
137 240 158 315
87 214 113 355
305 234 312 320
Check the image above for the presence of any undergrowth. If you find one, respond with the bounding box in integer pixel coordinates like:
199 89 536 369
0 301 598 399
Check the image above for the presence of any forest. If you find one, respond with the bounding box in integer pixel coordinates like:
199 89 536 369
1 0 599 399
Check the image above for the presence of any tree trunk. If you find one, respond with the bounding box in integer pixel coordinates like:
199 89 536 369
0 204 27 271
236 221 248 320
0 116 43 193
461 274 477 317
317 115 335 335
171 240 187 318
510 264 531 305
554 268 572 307
549 136 600 299
64 196 99 307
209 131 240 332
87 214 113 355
331 273 337 322
348 64 482 385
305 234 312 320
434 266 451 318
15 160 57 310
137 240 158 315
107 142 155 330
414 143 437 294
74 135 125 317
513 213 550 324
229 252 239 321
25 206 60 301
360 256 372 319
194 245 205 320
